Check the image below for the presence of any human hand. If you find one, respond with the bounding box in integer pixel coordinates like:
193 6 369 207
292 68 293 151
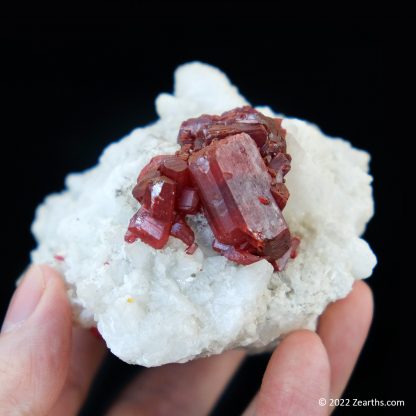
0 265 372 415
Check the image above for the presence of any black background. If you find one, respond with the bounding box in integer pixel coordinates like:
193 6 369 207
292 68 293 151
0 11 405 416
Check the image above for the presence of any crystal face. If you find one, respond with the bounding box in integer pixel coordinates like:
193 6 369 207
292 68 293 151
126 106 299 271
188 133 291 260
125 207 171 249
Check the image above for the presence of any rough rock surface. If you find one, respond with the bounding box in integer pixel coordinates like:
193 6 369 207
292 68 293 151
31 62 377 366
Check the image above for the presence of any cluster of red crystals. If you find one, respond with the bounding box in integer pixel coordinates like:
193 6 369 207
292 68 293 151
126 106 299 271
126 154 198 250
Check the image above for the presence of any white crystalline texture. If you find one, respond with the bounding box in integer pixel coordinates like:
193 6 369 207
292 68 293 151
31 62 377 366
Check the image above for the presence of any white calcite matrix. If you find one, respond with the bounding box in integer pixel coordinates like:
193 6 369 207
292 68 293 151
31 62 377 366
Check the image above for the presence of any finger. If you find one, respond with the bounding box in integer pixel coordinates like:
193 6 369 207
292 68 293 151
0 265 72 416
244 330 330 416
107 349 245 416
48 327 107 415
317 280 373 399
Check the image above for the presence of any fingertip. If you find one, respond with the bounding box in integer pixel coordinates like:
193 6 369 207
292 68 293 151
256 330 330 416
318 279 374 400
280 329 329 357
33 264 72 333
352 280 374 318
318 279 374 341
38 263 68 292
266 330 331 387
1 264 71 335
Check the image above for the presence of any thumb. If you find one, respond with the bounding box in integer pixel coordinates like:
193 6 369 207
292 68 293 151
0 265 72 415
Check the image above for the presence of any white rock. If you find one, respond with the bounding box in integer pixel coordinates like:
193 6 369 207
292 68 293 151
31 62 377 366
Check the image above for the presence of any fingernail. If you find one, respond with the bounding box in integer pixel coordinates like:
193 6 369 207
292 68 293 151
1 265 46 333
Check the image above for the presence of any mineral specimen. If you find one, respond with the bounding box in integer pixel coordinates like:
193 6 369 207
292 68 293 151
126 106 298 270
31 62 377 367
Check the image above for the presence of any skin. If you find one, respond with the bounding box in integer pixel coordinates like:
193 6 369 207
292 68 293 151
0 265 373 415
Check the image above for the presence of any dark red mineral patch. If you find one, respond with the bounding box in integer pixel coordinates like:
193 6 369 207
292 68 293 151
125 106 299 271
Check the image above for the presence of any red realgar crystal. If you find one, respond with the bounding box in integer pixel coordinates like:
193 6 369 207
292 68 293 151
126 106 299 271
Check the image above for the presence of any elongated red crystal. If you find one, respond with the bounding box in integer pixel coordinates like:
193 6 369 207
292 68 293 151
170 214 195 246
142 176 176 222
188 133 291 259
126 106 299 270
271 236 301 271
159 157 190 189
132 169 161 202
212 239 262 265
126 207 171 249
177 187 200 214
133 155 178 203
269 153 291 183
270 183 290 210
178 106 286 155
137 155 172 182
